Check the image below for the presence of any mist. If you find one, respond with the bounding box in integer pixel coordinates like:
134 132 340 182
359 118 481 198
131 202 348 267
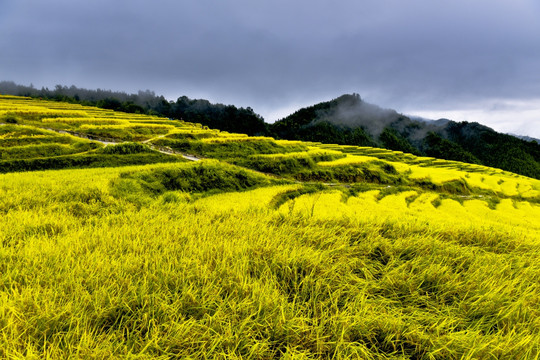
312 94 401 137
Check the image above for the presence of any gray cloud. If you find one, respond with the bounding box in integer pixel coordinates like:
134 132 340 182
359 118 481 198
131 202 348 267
1 0 539 136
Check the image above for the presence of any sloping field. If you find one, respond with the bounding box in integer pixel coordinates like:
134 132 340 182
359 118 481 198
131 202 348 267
1 95 540 358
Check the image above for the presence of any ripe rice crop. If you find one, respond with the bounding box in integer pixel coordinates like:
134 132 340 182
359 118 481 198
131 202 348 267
406 165 463 184
2 165 539 357
200 135 273 143
42 117 129 125
78 123 174 131
253 148 343 160
0 107 87 118
1 95 540 358
0 142 97 160
318 154 377 166
193 184 302 212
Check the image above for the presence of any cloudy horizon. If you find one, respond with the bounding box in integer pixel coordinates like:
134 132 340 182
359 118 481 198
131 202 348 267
1 0 539 137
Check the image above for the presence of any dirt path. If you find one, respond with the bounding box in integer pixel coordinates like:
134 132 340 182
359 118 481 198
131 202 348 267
40 125 202 162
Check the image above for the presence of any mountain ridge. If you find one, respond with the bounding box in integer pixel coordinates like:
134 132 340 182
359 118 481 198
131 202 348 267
268 94 540 179
1 81 538 179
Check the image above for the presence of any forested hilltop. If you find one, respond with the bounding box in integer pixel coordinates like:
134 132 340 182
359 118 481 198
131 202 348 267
0 81 266 136
268 94 540 179
1 81 538 179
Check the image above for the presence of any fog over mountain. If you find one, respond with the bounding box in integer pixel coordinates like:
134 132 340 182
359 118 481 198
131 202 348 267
269 94 540 179
313 94 400 137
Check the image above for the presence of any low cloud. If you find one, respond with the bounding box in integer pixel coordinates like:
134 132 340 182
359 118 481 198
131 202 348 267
1 0 539 137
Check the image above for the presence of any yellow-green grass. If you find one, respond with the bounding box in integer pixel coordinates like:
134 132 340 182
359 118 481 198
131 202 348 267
1 165 540 358
42 117 130 126
2 95 540 358
309 142 540 199
0 107 87 118
3 95 540 201
78 124 176 131
0 124 101 161
253 148 343 160
278 189 539 242
318 154 378 167
200 135 273 143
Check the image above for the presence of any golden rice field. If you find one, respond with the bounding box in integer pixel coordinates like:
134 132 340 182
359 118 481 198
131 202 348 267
1 95 540 358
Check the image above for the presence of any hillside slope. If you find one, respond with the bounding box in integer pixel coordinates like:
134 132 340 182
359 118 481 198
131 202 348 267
1 96 540 358
3 82 538 179
268 94 540 179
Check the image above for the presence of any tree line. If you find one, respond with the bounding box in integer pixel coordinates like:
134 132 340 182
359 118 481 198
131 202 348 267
1 82 538 179
0 81 266 136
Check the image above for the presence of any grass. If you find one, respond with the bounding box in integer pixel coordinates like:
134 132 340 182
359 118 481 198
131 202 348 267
1 94 540 358
1 164 540 358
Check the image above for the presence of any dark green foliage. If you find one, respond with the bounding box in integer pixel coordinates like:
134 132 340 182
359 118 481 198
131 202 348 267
236 156 317 175
234 152 344 176
295 162 404 184
445 122 540 179
413 178 473 195
96 98 145 114
268 94 393 147
165 132 217 140
0 142 100 160
2 114 18 124
112 161 274 197
423 132 480 164
297 121 378 147
0 152 182 173
172 96 267 136
0 82 267 136
99 142 152 155
268 96 378 147
153 138 307 159
485 196 501 210
268 184 325 209
379 128 419 155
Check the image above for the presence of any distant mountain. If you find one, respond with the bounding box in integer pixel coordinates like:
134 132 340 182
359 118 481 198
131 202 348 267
2 81 538 179
268 94 540 179
510 134 540 144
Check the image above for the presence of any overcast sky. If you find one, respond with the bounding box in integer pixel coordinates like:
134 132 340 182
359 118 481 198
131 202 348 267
1 0 540 137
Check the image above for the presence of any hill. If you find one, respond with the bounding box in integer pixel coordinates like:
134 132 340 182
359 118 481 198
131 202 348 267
268 94 540 179
2 82 539 179
0 81 267 136
1 95 540 358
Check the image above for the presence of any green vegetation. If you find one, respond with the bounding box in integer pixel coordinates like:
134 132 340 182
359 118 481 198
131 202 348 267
0 135 184 174
113 160 278 198
153 136 307 159
0 81 267 136
0 95 540 358
3 82 538 178
1 163 539 358
423 132 480 164
0 152 183 173
268 94 540 179
379 128 419 155
98 142 154 155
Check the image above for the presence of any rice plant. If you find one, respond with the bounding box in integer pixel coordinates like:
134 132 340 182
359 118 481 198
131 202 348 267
1 95 540 358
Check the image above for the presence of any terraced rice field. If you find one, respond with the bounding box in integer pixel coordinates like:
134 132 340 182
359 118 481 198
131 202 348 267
1 95 540 358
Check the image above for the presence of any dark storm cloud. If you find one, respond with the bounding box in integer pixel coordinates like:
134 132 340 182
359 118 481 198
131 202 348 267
1 0 539 136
